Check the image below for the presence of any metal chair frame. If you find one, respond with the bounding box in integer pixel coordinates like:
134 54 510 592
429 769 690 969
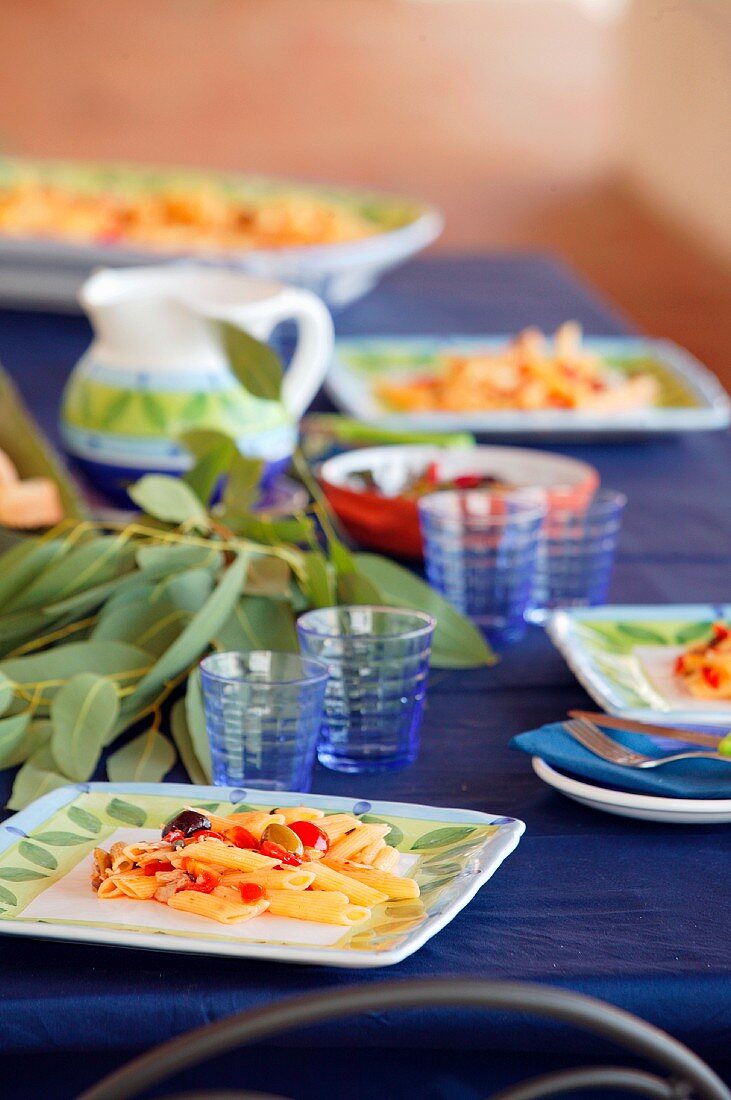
77 978 731 1100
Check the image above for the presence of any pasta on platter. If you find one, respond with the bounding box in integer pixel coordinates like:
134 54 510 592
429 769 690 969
91 804 419 929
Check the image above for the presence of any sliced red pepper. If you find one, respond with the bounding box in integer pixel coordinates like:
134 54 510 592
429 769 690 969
185 829 226 845
225 826 259 850
712 623 730 644
453 474 483 490
143 859 174 876
161 828 185 846
674 655 686 675
703 666 721 691
260 840 302 866
288 820 329 853
186 868 221 894
239 882 265 902
425 461 440 485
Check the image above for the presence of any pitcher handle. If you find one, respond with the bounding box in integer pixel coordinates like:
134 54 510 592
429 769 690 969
252 287 334 420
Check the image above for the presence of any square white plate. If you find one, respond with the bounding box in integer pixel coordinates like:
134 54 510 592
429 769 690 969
0 782 524 968
326 336 730 439
547 604 731 727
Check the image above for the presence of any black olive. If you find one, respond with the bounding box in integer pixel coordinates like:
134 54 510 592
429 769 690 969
161 809 211 839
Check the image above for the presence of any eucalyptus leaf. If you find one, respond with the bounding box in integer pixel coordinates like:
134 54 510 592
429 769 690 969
352 554 496 669
0 885 18 906
216 596 299 653
244 556 291 598
0 642 150 698
129 475 209 527
51 672 120 781
303 551 336 608
219 322 283 401
107 728 176 783
226 513 316 545
185 669 213 780
0 538 68 607
123 553 248 714
0 671 14 716
0 719 51 770
170 698 210 784
180 429 237 506
135 544 222 575
336 569 382 605
150 568 215 613
0 711 32 769
92 598 190 658
7 750 70 811
5 537 137 612
222 453 263 512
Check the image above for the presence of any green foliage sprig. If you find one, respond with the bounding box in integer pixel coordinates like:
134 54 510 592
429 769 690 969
0 334 495 809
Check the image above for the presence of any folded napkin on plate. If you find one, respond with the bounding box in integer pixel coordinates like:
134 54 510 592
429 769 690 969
510 722 731 799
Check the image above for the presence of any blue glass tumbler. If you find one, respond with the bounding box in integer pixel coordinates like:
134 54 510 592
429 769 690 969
296 606 435 774
417 489 547 645
526 488 626 623
199 651 329 792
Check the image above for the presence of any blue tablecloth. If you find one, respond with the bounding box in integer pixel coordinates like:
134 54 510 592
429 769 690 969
0 255 729 1097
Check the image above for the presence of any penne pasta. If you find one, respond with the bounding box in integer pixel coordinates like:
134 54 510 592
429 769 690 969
224 812 285 839
171 841 280 872
328 824 388 862
110 871 158 900
372 846 401 873
318 814 360 841
323 860 420 900
97 878 125 899
223 869 315 892
273 805 325 824
358 837 386 865
266 890 370 926
167 890 269 924
90 803 416 930
306 861 388 907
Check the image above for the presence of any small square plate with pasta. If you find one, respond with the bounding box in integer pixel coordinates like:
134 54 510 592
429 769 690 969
0 782 524 967
547 604 731 726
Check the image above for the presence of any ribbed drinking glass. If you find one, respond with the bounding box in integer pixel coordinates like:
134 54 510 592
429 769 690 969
296 606 435 774
417 489 547 644
199 651 329 791
526 488 626 623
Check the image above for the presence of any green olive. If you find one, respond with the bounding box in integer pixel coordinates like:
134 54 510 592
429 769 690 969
261 823 304 854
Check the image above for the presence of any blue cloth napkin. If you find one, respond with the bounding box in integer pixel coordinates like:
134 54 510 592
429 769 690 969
511 722 731 799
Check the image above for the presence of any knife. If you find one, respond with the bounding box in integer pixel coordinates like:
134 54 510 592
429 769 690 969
567 710 728 750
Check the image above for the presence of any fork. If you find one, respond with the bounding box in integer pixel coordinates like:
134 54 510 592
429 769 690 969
563 717 731 769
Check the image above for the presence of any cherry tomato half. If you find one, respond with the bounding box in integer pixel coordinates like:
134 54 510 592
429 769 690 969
225 826 259 850
185 829 226 844
288 820 329 853
239 882 265 903
161 828 185 847
186 868 221 894
259 840 302 866
703 666 721 690
143 860 174 876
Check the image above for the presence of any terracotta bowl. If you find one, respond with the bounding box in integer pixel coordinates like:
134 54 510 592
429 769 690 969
320 444 600 559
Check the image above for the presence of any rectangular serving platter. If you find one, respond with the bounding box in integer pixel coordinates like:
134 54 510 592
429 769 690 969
548 603 731 727
326 335 730 439
0 782 524 968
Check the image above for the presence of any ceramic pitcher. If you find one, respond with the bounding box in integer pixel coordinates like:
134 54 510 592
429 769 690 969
60 264 333 502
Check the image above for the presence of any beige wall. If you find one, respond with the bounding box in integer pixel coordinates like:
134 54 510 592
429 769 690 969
620 1 731 264
1 0 618 248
